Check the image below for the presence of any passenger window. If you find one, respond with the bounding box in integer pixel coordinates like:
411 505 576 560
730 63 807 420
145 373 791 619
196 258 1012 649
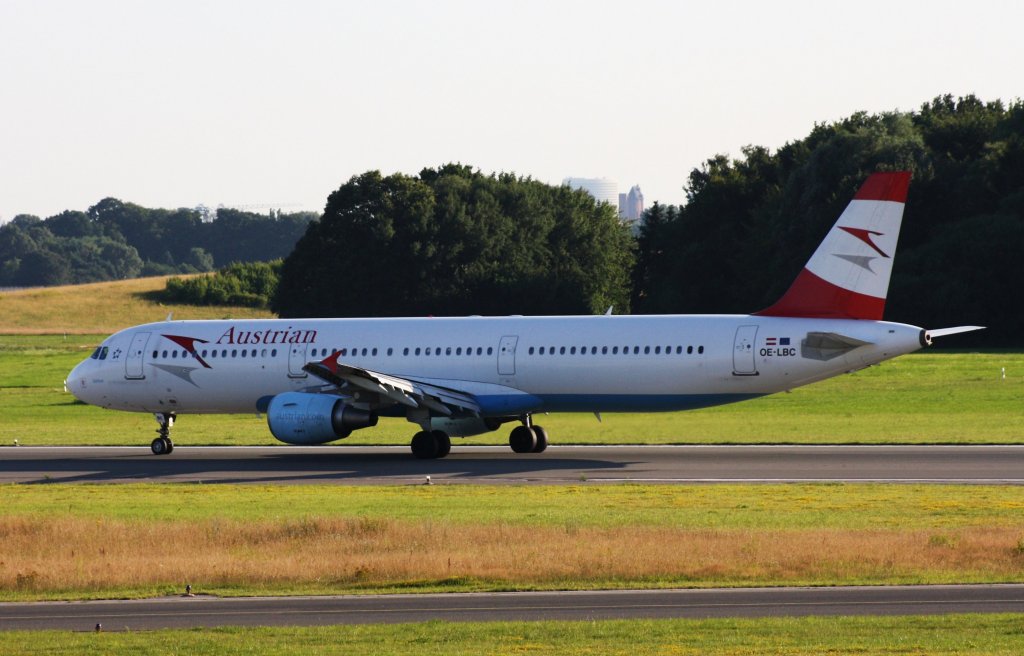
387 348 393 356
602 346 608 354
538 347 544 355
241 349 247 357
612 346 618 354
456 347 462 355
231 349 237 357
426 348 431 356
150 350 157 359
676 346 682 354
311 348 317 357
261 349 267 357
655 346 661 354
403 347 409 356
271 349 277 357
487 347 493 355
591 346 597 354
477 347 483 355
698 346 704 354
372 348 378 356
560 347 566 354
570 347 577 355
633 346 640 354
644 346 650 354
171 351 178 359
362 348 368 356
446 347 451 356
529 347 535 355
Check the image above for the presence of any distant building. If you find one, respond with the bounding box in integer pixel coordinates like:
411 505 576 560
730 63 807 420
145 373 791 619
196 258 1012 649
563 177 619 208
564 177 644 223
618 185 644 222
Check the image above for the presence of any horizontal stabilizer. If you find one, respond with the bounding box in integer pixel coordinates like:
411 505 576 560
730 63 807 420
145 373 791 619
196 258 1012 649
927 326 986 339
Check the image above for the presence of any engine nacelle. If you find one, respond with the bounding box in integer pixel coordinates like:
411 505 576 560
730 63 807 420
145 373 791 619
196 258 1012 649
429 416 503 437
267 392 378 445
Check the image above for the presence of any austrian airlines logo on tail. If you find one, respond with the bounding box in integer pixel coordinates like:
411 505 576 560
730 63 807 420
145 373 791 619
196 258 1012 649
757 171 910 320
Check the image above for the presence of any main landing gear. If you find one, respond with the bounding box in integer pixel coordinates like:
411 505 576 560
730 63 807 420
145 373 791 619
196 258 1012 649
410 430 452 460
409 415 548 459
151 412 175 455
509 415 548 454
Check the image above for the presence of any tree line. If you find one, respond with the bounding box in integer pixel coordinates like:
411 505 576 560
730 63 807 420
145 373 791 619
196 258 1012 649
0 199 315 287
632 94 1023 346
8 93 1021 346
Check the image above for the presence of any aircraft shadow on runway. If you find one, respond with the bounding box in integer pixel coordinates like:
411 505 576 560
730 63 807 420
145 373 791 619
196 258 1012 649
0 449 634 485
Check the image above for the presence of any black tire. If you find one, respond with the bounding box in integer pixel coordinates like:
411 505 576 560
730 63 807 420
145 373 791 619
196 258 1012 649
531 425 548 453
509 425 537 453
163 438 174 454
151 437 168 455
411 430 439 459
432 431 451 458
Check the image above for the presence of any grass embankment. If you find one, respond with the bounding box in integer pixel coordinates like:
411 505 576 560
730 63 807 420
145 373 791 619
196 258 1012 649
2 484 1022 600
0 276 272 335
1 332 1022 445
3 615 1024 655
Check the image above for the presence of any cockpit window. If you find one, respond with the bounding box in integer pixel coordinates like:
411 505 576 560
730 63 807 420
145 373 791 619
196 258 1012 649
98 346 109 360
90 347 101 360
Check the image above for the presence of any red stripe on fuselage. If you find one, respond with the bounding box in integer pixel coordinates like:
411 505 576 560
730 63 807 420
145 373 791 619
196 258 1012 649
754 268 886 320
853 171 911 203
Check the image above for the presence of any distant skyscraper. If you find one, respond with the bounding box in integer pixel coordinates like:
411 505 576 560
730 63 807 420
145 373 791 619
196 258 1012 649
563 177 619 208
619 185 644 222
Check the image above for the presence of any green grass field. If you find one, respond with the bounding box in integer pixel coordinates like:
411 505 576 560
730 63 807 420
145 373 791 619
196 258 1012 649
8 482 1024 529
2 615 1023 655
2 333 1021 445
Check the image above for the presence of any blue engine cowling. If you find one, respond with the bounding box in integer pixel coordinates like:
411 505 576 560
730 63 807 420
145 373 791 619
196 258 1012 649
267 392 378 445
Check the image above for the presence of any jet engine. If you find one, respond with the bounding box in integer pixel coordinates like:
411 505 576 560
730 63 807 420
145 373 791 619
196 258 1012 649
267 392 377 445
429 416 504 437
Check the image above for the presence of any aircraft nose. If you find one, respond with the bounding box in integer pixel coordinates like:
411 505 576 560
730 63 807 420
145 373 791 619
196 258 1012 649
66 362 87 401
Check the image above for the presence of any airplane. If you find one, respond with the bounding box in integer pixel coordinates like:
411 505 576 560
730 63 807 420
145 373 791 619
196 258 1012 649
66 171 982 458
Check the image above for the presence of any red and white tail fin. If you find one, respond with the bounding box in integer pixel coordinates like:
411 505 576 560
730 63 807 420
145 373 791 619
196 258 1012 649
756 171 911 320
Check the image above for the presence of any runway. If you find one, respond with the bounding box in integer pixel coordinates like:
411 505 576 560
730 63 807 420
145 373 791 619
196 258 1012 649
2 585 1023 631
2 445 1023 485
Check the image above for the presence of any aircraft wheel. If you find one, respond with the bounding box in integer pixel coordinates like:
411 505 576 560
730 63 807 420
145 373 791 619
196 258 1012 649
151 437 171 455
509 425 537 453
531 425 548 453
411 431 439 459
164 438 174 454
432 431 452 458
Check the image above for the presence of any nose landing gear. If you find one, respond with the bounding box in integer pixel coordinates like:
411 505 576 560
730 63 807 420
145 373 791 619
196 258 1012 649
151 413 175 455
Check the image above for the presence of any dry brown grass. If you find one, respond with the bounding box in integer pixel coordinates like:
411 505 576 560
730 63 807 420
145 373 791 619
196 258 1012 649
2 516 1022 596
0 276 273 334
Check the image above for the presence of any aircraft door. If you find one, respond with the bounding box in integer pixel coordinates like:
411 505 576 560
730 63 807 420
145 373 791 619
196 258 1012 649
288 343 308 378
732 325 758 375
124 332 150 380
497 335 518 376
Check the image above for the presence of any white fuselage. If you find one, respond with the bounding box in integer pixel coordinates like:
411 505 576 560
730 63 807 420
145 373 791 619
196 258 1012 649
67 314 926 417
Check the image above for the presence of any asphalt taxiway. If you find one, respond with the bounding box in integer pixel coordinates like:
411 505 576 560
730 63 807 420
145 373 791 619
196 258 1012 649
2 585 1023 631
1 445 1022 485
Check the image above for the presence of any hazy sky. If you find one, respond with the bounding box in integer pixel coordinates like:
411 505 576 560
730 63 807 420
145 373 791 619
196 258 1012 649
1 0 1021 220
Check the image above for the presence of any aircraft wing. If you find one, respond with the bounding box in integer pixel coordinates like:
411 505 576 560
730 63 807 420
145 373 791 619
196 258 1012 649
303 351 480 417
